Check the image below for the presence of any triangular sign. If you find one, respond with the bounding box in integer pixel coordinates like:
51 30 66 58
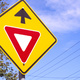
14 34 32 51
5 26 40 63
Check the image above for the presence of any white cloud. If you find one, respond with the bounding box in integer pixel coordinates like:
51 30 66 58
8 0 80 33
37 0 80 32
45 0 79 10
39 14 80 32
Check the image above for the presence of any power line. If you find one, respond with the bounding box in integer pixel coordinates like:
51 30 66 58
29 48 80 80
35 48 80 76
26 75 80 79
27 41 80 78
39 77 80 79
26 72 80 79
34 54 80 80
62 70 80 80
44 54 80 77
28 74 80 79
73 78 79 80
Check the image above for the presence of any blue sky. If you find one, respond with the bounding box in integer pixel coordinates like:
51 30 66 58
0 0 80 80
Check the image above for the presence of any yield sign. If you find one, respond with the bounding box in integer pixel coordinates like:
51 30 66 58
5 26 40 63
0 0 57 75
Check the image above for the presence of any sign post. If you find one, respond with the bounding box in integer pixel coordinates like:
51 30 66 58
0 0 57 77
19 71 25 80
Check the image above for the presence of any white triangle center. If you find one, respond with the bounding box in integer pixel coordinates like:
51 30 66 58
14 33 32 51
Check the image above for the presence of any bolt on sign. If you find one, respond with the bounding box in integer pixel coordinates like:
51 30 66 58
0 0 57 75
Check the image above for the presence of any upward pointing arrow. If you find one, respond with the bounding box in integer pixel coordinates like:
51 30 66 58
15 8 31 24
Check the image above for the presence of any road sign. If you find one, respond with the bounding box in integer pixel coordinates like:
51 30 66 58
0 0 57 75
5 26 40 63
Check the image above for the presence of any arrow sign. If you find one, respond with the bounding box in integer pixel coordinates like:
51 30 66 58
4 26 40 63
0 0 57 75
15 8 31 24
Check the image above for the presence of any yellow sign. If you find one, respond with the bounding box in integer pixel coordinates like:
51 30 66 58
0 0 57 75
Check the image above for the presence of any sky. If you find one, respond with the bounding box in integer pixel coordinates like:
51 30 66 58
0 0 80 80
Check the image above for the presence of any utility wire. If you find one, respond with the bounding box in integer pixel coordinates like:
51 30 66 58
27 74 80 79
26 75 80 79
29 48 80 80
26 72 80 79
73 78 79 80
62 69 80 80
35 48 80 76
27 41 80 78
34 54 80 80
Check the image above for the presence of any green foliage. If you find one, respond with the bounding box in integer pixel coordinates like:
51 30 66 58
0 0 18 79
0 0 9 12
0 50 18 80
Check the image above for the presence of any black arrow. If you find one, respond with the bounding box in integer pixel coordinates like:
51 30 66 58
15 8 31 24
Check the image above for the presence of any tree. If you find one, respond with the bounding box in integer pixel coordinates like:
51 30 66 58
0 50 18 80
0 0 18 80
0 0 9 13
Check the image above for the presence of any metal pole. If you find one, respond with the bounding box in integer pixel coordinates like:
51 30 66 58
19 71 25 80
